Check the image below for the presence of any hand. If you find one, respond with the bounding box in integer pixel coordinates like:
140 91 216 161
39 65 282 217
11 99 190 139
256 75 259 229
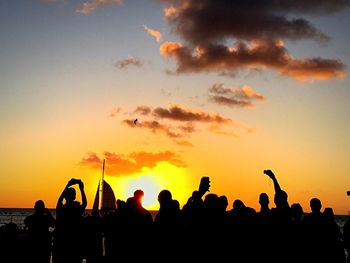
264 169 275 179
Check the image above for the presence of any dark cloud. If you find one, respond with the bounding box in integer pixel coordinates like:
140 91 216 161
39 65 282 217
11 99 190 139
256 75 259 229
153 104 232 123
161 0 348 80
80 151 185 176
209 83 265 108
164 0 350 43
160 40 345 81
115 56 143 69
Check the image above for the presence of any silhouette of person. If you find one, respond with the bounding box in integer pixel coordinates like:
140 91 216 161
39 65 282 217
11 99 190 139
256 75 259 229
303 198 345 263
343 216 350 263
0 222 27 262
263 170 291 262
289 203 306 262
263 169 291 223
257 192 272 224
155 189 181 229
80 210 103 263
132 189 153 226
154 189 182 260
52 178 87 263
122 189 153 261
256 192 273 261
24 200 55 263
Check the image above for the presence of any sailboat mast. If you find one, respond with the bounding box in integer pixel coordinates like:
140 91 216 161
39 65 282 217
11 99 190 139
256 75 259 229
99 159 105 211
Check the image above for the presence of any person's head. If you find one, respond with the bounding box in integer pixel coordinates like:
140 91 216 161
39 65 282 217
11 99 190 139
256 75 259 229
133 189 144 206
65 187 76 203
310 198 322 213
291 203 303 221
323 207 334 219
233 199 245 211
274 190 288 208
204 193 219 210
259 193 269 207
158 189 172 206
219 195 229 211
34 200 45 214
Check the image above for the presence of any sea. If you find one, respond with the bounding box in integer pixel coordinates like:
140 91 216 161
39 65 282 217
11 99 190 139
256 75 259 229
0 208 160 229
0 208 349 231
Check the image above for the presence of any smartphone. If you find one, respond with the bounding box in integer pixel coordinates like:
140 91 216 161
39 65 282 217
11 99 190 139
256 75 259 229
199 176 210 193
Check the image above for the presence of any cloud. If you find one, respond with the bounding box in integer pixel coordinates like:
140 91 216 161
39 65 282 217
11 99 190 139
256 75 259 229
123 119 185 138
160 40 345 81
109 106 121 117
173 140 193 147
209 83 265 108
80 150 185 176
153 104 232 124
76 0 123 15
80 152 102 169
121 103 253 141
164 0 350 43
161 0 348 81
134 106 152 116
115 56 143 69
143 25 162 42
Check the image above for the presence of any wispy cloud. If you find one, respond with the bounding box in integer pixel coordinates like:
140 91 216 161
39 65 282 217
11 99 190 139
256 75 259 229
161 0 348 81
173 140 193 147
80 150 185 176
109 106 121 117
134 106 152 116
115 56 143 69
76 0 123 15
143 25 162 42
209 83 265 108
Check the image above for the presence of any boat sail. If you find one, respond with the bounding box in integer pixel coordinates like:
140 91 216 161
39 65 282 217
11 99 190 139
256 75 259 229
92 159 116 214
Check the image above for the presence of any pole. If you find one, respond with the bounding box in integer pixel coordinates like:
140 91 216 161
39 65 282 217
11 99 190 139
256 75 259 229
99 159 105 211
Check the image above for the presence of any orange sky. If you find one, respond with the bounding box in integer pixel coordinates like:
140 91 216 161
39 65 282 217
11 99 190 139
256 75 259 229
1 0 350 214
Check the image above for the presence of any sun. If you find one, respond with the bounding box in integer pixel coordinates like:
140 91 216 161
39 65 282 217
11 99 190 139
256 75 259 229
105 162 191 210
124 174 161 210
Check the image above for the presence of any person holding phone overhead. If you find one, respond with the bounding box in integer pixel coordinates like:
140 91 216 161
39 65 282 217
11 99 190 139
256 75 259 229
52 178 87 263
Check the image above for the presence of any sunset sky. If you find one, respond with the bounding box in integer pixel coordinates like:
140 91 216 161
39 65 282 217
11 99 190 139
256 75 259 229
1 0 350 214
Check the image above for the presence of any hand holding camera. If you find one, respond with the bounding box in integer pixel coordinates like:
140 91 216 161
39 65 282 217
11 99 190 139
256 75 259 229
68 178 83 187
198 176 211 196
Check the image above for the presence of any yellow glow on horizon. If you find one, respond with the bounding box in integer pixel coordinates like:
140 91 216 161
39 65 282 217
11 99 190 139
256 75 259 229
104 162 191 210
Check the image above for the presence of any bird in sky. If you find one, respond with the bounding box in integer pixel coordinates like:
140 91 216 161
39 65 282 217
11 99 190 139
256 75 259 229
134 118 138 125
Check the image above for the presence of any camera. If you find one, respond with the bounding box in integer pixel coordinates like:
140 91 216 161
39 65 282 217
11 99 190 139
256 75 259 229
199 176 210 193
69 178 81 185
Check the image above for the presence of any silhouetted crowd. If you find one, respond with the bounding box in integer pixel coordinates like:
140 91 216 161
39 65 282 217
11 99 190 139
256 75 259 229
1 170 350 263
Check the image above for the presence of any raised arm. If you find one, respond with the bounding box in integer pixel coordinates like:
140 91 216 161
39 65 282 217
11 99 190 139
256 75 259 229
78 180 87 210
56 180 72 210
264 169 282 194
